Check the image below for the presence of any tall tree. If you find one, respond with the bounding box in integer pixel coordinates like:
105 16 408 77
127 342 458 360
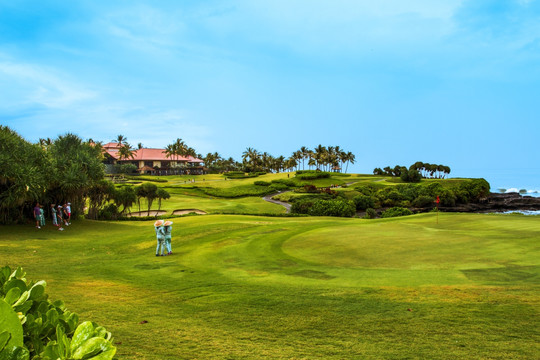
156 188 171 213
48 133 105 217
117 143 135 161
242 147 260 172
115 135 127 146
299 146 309 170
343 151 355 173
0 126 48 224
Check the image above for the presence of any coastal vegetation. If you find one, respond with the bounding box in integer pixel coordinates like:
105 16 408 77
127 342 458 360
0 126 105 224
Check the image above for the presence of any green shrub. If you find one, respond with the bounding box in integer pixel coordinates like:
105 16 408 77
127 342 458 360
254 181 271 186
381 207 413 218
269 183 289 191
301 184 318 193
97 203 119 220
290 198 316 214
310 199 356 217
271 179 297 187
0 266 116 360
413 195 435 208
364 208 377 219
126 175 168 183
354 184 384 196
400 169 421 183
295 171 331 180
353 195 375 210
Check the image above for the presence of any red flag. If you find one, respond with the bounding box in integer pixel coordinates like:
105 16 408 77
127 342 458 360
436 196 440 204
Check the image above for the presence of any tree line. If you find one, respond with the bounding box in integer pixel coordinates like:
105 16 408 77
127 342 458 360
204 145 356 174
93 134 357 176
373 162 451 182
1 126 105 224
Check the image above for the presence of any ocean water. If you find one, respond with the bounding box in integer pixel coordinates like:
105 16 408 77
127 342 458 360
452 167 540 198
497 188 540 198
502 210 540 215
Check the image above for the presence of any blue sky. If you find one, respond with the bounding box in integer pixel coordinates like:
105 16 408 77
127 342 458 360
1 0 539 189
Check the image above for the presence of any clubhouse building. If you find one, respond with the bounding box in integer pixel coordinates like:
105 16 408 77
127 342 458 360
103 142 204 175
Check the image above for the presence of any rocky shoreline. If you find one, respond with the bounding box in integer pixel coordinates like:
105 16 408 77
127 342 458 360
438 192 540 213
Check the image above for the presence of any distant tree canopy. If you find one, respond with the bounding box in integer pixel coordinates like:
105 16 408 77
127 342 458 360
202 145 356 174
374 162 451 182
0 126 105 224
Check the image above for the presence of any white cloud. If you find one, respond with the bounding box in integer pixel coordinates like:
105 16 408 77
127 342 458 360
99 5 186 52
0 61 96 109
202 0 465 56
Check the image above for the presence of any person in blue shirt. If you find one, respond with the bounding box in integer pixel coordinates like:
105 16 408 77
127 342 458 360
163 221 173 255
154 220 166 256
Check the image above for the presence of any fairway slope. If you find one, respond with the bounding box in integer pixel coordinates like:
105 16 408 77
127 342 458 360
1 213 538 359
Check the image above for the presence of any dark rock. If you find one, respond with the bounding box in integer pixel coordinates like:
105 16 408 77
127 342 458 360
438 193 540 213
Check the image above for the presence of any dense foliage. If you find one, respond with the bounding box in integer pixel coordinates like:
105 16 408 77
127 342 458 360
354 179 490 209
373 162 451 182
295 170 331 180
0 266 116 360
204 145 355 174
380 207 414 218
0 127 105 224
291 197 356 217
0 127 48 224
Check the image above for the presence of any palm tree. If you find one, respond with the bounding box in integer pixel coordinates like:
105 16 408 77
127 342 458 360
117 143 135 161
285 157 297 172
275 155 285 173
242 147 260 171
299 146 309 170
115 135 127 146
343 151 355 174
313 145 326 170
292 150 302 171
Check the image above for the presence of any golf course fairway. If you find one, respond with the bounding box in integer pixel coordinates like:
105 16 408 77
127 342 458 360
1 212 539 359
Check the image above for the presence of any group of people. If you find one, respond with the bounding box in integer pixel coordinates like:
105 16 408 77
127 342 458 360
154 220 173 256
33 202 72 231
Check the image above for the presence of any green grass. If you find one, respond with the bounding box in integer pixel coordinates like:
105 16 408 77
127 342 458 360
121 172 360 215
2 212 539 359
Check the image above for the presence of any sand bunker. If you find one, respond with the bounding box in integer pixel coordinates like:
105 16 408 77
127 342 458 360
128 210 167 217
172 209 207 215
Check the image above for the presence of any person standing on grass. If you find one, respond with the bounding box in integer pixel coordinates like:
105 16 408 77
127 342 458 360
33 202 41 229
66 202 72 223
51 204 63 231
163 221 173 255
39 205 46 227
154 220 166 256
63 204 71 225
57 205 68 229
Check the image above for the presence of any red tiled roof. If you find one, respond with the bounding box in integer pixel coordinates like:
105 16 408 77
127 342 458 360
103 142 122 149
105 145 202 163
